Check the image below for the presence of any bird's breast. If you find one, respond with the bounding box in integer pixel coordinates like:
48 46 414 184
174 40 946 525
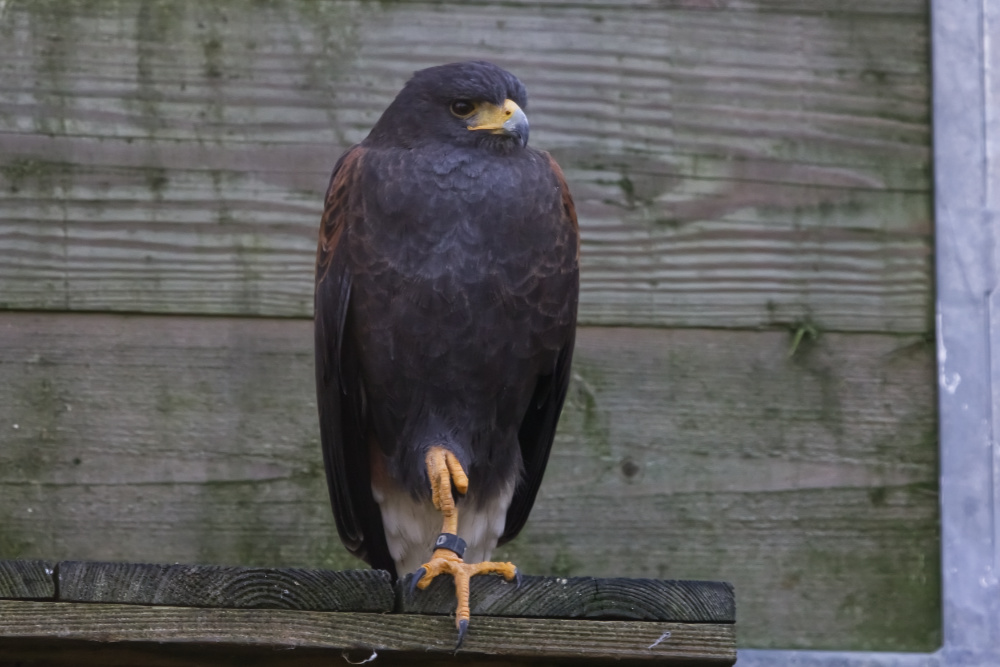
357 151 566 286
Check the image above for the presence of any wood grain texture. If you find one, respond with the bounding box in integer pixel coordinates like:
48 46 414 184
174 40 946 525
0 560 55 599
0 0 931 332
0 600 737 665
397 574 734 622
0 641 734 667
0 312 938 651
57 561 393 612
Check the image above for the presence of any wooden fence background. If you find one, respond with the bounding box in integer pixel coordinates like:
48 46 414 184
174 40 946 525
0 0 937 652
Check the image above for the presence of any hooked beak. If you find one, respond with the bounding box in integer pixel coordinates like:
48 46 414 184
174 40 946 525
467 99 529 147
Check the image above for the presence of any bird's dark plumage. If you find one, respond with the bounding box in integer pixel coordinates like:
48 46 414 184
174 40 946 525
315 61 579 582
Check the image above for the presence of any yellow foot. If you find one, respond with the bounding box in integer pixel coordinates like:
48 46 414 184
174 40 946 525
418 447 521 648
410 548 520 648
425 447 467 524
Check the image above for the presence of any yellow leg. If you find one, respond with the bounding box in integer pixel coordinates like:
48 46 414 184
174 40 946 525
412 446 520 648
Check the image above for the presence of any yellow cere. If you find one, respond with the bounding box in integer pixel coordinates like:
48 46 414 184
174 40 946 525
467 99 522 131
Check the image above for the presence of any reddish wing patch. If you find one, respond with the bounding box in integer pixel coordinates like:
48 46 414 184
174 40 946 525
544 152 580 259
315 143 395 575
316 146 365 283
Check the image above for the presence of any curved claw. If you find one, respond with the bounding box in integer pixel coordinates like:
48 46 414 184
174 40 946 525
455 618 469 650
409 567 427 596
514 568 523 589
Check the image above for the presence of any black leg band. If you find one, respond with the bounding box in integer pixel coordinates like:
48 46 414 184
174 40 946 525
434 532 467 558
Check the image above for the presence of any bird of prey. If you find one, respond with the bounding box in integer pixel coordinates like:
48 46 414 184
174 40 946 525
314 61 579 646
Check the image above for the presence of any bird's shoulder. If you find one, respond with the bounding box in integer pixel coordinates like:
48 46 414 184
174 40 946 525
319 142 576 283
316 145 366 282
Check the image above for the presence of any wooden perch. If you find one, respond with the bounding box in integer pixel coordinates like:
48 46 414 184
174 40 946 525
0 559 55 599
398 572 734 622
57 560 395 612
0 559 735 666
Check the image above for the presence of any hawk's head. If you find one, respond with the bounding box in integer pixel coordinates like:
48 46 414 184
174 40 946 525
366 61 530 152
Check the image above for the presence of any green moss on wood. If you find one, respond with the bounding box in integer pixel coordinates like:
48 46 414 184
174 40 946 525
564 363 613 462
802 485 940 651
0 529 35 560
787 320 819 358
202 34 224 80
0 159 74 195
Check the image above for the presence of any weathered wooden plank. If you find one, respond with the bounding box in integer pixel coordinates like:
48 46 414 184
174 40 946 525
398 574 734 623
0 600 737 665
377 0 923 11
0 0 931 332
57 561 393 612
0 560 55 599
0 312 937 650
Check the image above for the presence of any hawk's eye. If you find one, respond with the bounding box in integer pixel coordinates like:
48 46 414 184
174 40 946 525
450 99 475 117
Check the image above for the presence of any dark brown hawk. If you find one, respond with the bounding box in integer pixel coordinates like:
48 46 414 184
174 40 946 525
314 61 579 646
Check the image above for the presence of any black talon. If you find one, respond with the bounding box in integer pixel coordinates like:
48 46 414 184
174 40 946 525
409 567 427 596
455 618 469 649
514 568 523 589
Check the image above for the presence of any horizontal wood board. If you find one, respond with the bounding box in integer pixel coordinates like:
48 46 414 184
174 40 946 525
397 573 734 622
56 561 394 612
0 558 733 623
0 559 55 599
0 312 939 650
0 0 931 332
0 600 737 665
